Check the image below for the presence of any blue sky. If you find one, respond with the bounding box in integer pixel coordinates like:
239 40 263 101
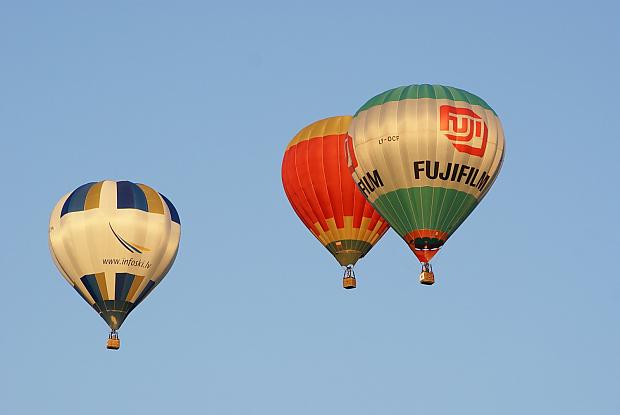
1 1 619 414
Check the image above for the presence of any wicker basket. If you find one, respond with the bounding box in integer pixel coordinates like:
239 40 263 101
419 271 435 285
106 338 120 350
343 276 357 289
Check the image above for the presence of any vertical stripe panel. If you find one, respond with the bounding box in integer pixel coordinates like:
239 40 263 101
117 181 148 211
133 280 156 308
282 147 320 236
323 134 344 228
81 274 104 308
126 274 145 303
83 181 104 211
137 184 165 214
160 193 180 224
60 182 96 217
95 272 109 300
72 284 95 308
115 273 135 303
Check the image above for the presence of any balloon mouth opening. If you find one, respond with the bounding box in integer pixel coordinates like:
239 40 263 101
333 251 363 267
408 239 445 251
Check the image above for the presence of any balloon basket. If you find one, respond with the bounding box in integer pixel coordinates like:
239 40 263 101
419 271 435 285
106 331 120 350
419 263 435 285
343 266 356 289
343 276 356 289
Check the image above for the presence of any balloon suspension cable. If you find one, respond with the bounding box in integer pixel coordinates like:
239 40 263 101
422 262 432 273
342 265 357 289
109 330 119 340
344 265 355 279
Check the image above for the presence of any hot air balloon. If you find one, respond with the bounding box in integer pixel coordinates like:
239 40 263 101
346 84 505 285
49 180 181 349
282 116 389 289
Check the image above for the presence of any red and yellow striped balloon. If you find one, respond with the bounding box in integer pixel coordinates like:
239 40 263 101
282 116 389 284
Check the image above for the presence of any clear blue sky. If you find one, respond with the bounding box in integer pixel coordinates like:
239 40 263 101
1 1 618 414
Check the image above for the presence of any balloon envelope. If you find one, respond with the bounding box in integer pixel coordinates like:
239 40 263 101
49 180 181 330
282 116 389 267
346 85 505 263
